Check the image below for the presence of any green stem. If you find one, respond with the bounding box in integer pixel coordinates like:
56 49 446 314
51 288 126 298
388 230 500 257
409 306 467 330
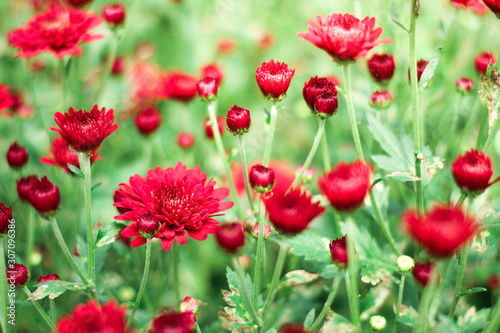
449 243 469 317
345 236 360 331
259 241 288 321
321 119 331 171
207 101 244 219
129 238 152 325
26 208 34 270
482 115 500 152
310 272 342 331
23 286 56 330
96 30 119 105
483 299 500 333
79 152 96 287
263 102 279 167
0 239 8 333
232 257 262 326
342 65 364 160
195 323 202 333
476 107 489 150
456 193 467 207
173 242 181 304
49 299 56 323
253 198 266 310
369 193 401 256
60 59 68 110
238 136 256 213
292 118 326 188
392 273 407 333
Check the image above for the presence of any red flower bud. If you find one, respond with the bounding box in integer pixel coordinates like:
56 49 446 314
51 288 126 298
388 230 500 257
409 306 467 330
201 63 224 86
204 116 224 139
176 132 196 149
251 223 272 239
452 149 497 194
369 90 394 109
6 141 29 169
134 107 162 136
197 77 218 101
156 71 199 102
408 59 428 83
111 56 125 76
249 165 275 193
29 176 61 217
475 51 497 75
179 296 199 314
318 160 372 212
16 175 38 202
149 311 197 333
255 59 295 101
0 203 13 237
313 91 338 118
487 274 500 291
217 38 236 55
303 76 337 111
483 0 500 18
103 3 126 26
456 77 474 94
226 105 251 135
67 0 94 7
368 54 395 83
215 222 246 254
295 164 314 184
38 273 59 283
329 235 349 267
7 263 30 287
412 262 439 288
137 213 161 238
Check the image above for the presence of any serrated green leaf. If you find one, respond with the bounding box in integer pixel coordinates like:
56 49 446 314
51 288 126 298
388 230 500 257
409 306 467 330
320 265 339 279
278 270 319 289
418 47 442 94
459 287 487 297
96 222 125 247
304 308 315 330
67 163 85 179
395 305 418 327
288 233 331 263
371 155 403 172
91 182 102 191
28 281 87 300
458 307 490 332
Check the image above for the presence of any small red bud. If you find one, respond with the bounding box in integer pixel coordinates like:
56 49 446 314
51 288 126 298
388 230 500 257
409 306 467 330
329 235 349 268
369 90 394 109
368 54 395 83
6 141 29 169
313 91 338 118
197 77 218 101
452 149 496 194
176 132 196 149
456 77 474 94
111 56 125 76
215 222 246 254
16 175 38 202
408 59 428 83
37 273 59 283
251 223 272 239
103 3 126 26
29 176 61 218
303 76 337 111
413 262 439 287
249 165 275 193
201 63 224 86
179 296 199 314
137 213 161 238
226 105 251 135
474 52 497 75
134 107 162 136
204 116 225 140
7 263 30 287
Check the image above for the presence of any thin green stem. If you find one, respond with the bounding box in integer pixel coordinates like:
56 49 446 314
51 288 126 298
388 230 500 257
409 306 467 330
263 102 279 167
80 152 96 286
238 136 256 212
482 115 500 152
173 242 181 304
96 30 119 105
0 239 8 333
321 119 331 171
456 193 467 207
345 236 360 331
26 208 34 270
232 257 262 326
483 299 500 333
449 243 469 317
392 273 407 333
342 65 364 160
259 241 288 321
49 299 56 323
310 272 342 331
129 238 152 325
195 323 202 333
23 286 55 330
476 107 489 150
207 101 244 219
292 118 326 188
60 59 68 110
369 193 401 256
253 198 266 310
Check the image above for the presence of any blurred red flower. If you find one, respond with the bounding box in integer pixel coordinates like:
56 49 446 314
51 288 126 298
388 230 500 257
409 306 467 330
41 137 100 174
0 83 13 117
149 311 196 333
156 71 199 102
482 0 500 17
452 149 497 193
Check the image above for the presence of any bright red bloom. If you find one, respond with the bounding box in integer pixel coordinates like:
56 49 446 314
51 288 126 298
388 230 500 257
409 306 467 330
303 76 337 111
115 162 233 251
204 116 225 140
412 262 439 287
318 160 372 212
264 187 324 235
103 3 126 26
402 204 479 257
456 77 474 94
41 137 100 174
6 263 30 287
215 222 246 254
298 13 391 63
197 77 218 101
369 90 394 109
0 203 13 237
329 235 349 267
8 6 103 59
29 176 61 217
134 107 162 136
452 149 498 193
149 311 196 333
368 54 395 82
313 91 338 118
57 299 134 333
249 165 275 193
52 105 119 152
482 0 500 17
17 175 38 202
38 273 59 283
201 63 224 86
255 59 295 101
156 71 199 102
6 141 29 169
0 83 13 117
475 51 497 75
226 105 251 135
177 132 196 149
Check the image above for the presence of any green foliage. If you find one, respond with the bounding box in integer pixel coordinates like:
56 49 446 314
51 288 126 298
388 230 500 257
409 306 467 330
304 308 315 330
67 163 85 179
419 47 443 94
287 233 332 264
95 221 125 247
28 281 87 300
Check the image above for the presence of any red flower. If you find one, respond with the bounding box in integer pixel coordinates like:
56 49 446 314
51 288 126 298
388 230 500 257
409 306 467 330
329 235 349 267
0 203 13 237
456 77 474 94
115 162 233 251
303 77 337 111
482 0 500 17
112 56 126 76
452 149 498 193
226 105 251 135
17 175 38 202
52 105 119 152
474 51 497 75
134 107 162 136
41 137 100 174
255 59 295 101
249 165 275 193
264 187 325 235
408 59 428 82
215 222 246 254
156 71 199 102
204 116 225 140
217 38 236 54
103 3 126 26
369 90 394 109
257 31 275 50
201 63 224 86
0 83 13 117
367 54 395 83
29 176 61 217
298 13 391 63
67 0 94 7
6 263 30 287
38 273 59 283
412 262 439 287
197 77 218 101
318 160 372 212
8 6 103 59
177 132 196 149
6 141 29 169
57 299 134 333
278 324 316 333
402 204 479 258
233 160 295 197
149 311 196 333
313 91 338 118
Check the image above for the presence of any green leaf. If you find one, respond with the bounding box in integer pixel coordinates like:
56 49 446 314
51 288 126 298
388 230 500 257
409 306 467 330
67 163 85 179
418 47 442 95
458 307 490 333
458 287 487 297
227 148 239 163
321 310 356 333
372 171 421 187
395 305 418 327
336 86 346 97
28 281 87 300
320 265 339 279
304 308 315 330
288 233 331 263
278 270 319 289
96 222 125 247
91 182 102 191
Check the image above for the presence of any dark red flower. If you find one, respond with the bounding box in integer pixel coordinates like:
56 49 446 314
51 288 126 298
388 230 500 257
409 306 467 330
408 59 428 82
41 137 100 174
368 54 395 82
318 160 372 212
17 175 38 202
8 6 103 59
369 90 394 109
204 116 225 140
402 204 479 257
67 0 94 7
7 264 30 287
249 165 275 193
177 132 196 149
115 162 233 251
226 105 251 135
112 56 125 76
52 105 119 152
298 13 391 63
456 77 474 94
134 107 162 136
201 63 224 86
452 149 498 193
197 77 218 101
57 299 134 333
113 189 132 215
156 71 199 102
103 3 126 26
482 0 500 17
278 324 316 333
149 311 196 333
136 213 161 239
264 187 324 235
313 91 338 118
412 262 439 287
0 83 13 117
329 235 349 267
255 59 295 101
215 222 246 254
303 76 337 111
29 176 61 217
0 203 13 237
6 141 29 169
233 160 295 197
37 273 59 283
474 51 497 75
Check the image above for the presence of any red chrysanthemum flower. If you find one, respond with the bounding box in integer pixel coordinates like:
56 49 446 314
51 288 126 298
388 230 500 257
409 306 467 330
482 0 500 17
52 105 119 152
6 141 29 169
17 175 38 202
41 137 101 173
6 263 30 288
264 187 325 235
0 83 14 117
474 51 497 75
298 13 391 63
155 71 199 102
412 262 439 287
8 6 103 59
303 76 338 111
402 204 479 258
177 132 196 149
255 59 295 101
57 299 134 333
215 222 246 254
367 53 395 83
201 63 224 86
452 149 499 194
115 162 233 251
134 107 162 136
329 235 349 268
0 203 13 237
318 160 372 212
149 311 196 333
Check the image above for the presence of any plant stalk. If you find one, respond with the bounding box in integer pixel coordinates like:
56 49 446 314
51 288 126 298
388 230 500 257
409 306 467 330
321 119 331 171
253 198 266 310
392 273 407 333
23 287 55 330
345 236 360 331
129 238 152 325
449 243 469 317
310 271 342 330
232 257 262 326
173 241 181 304
238 136 256 212
79 152 96 286
263 102 279 167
